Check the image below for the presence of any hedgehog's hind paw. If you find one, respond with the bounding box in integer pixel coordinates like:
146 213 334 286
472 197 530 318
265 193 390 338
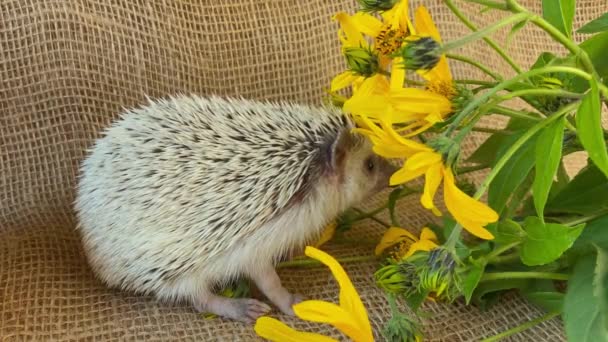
195 295 271 323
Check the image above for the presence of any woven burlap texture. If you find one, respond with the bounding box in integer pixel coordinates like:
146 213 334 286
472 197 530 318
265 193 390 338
1 0 602 340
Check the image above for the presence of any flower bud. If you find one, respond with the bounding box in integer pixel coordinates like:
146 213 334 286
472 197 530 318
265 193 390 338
357 0 398 12
417 249 460 302
375 261 419 296
344 47 380 77
396 37 442 71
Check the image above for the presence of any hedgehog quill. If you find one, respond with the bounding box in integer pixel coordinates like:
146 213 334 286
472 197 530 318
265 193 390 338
74 95 395 322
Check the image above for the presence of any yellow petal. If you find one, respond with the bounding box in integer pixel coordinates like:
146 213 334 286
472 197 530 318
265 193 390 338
390 58 406 91
404 151 442 171
385 0 411 32
443 168 497 240
420 227 438 242
382 121 431 152
403 239 439 258
304 247 372 340
315 221 337 247
390 88 452 115
420 162 443 214
390 164 427 185
375 227 418 255
331 71 359 93
344 95 389 117
334 12 366 47
294 301 373 342
414 6 442 43
352 12 384 37
254 316 337 342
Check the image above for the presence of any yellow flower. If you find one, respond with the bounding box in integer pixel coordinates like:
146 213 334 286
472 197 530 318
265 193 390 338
330 1 412 93
375 227 439 259
254 246 373 342
355 121 498 240
315 221 337 247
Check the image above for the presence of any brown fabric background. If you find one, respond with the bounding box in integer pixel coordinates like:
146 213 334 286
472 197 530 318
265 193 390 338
1 0 603 340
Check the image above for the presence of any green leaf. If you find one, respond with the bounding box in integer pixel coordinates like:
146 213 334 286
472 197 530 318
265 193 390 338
547 163 608 215
520 216 585 266
533 118 566 220
406 288 429 311
576 80 608 178
571 31 608 93
462 262 485 304
467 132 515 165
578 13 608 34
569 215 608 257
506 19 529 46
472 279 530 308
493 219 526 245
524 291 564 313
488 134 537 215
595 246 608 331
542 0 575 38
564 254 608 341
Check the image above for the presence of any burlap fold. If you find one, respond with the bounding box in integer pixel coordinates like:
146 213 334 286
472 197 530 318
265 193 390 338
2 0 602 340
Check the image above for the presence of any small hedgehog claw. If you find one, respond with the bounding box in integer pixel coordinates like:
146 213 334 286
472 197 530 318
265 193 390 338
195 296 271 323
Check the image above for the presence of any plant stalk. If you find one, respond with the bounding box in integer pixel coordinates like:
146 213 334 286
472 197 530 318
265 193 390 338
447 53 503 80
441 13 531 53
481 311 561 342
277 254 378 268
443 0 524 74
480 271 569 282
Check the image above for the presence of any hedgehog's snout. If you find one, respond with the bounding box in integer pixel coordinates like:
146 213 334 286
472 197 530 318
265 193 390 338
374 156 398 192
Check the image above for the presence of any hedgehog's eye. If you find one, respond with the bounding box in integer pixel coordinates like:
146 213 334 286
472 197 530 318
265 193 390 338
366 157 375 172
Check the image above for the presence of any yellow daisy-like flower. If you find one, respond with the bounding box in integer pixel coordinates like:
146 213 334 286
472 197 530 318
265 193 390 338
355 118 498 240
375 226 439 259
254 246 373 342
331 0 413 93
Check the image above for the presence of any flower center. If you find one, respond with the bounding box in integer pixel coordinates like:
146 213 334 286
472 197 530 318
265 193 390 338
427 80 456 99
375 26 407 56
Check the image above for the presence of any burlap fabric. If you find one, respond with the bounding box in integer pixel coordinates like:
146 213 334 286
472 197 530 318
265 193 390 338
1 0 603 340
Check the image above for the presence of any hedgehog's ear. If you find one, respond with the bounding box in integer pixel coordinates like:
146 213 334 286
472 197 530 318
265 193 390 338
327 129 352 171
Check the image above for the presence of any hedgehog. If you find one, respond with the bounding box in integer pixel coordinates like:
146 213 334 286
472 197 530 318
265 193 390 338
74 95 396 322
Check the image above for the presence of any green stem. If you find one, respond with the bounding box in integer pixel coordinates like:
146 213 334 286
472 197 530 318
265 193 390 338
562 208 608 226
498 88 583 101
455 79 497 87
447 54 503 80
488 252 520 265
351 207 391 227
441 12 531 53
445 66 590 136
481 311 561 342
277 254 378 268
473 101 580 200
471 126 509 134
491 105 542 121
485 242 521 262
443 0 524 74
480 271 569 282
465 0 509 10
457 163 489 173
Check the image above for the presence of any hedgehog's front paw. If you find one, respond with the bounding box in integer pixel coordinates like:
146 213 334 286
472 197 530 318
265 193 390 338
235 298 272 322
195 295 271 323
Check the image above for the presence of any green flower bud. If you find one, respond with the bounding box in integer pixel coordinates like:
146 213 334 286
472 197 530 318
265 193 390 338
344 47 380 77
357 0 399 12
397 37 442 71
375 261 419 297
417 249 460 302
